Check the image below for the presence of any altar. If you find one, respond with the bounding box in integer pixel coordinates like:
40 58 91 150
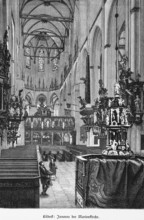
75 154 144 208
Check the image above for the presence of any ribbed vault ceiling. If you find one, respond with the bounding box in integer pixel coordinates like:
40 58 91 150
20 0 76 59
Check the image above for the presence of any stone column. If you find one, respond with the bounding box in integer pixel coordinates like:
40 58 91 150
102 0 105 83
0 0 3 42
104 45 111 89
139 0 144 80
86 131 90 147
104 0 111 90
129 0 141 153
130 0 140 75
126 0 130 62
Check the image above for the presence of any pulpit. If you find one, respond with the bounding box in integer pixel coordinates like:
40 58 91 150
75 154 144 208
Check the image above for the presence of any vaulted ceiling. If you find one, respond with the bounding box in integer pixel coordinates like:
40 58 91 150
20 0 76 60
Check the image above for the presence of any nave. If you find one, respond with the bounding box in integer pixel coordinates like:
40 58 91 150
40 160 76 208
1 0 144 211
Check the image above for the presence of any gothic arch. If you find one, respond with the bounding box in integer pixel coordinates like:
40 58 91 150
50 92 59 116
63 83 67 102
73 62 77 88
106 0 126 96
35 93 47 106
25 92 34 105
80 49 88 98
37 47 46 71
50 92 59 107
72 62 79 112
91 26 102 102
82 49 88 79
106 0 126 44
67 73 72 96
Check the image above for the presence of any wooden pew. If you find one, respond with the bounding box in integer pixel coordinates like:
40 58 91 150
63 150 73 161
69 149 82 161
56 151 65 161
0 146 40 208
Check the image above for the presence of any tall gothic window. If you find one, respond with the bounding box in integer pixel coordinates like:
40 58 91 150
52 49 58 71
118 22 125 60
38 48 45 72
26 48 31 69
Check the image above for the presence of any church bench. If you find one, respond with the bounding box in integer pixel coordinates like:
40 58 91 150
69 149 83 160
63 150 73 161
56 151 65 161
0 158 39 208
0 146 40 208
1 146 37 158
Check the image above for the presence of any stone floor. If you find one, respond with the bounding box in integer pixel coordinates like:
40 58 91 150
40 160 76 208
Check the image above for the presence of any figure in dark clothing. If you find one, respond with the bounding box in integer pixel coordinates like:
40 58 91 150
53 154 57 162
42 151 46 161
49 157 57 179
42 151 48 161
39 161 53 195
48 151 52 160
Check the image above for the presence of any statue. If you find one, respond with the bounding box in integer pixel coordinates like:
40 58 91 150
106 115 109 125
111 139 118 151
77 96 87 109
114 82 121 97
118 97 125 106
134 95 141 112
120 110 125 125
108 99 112 107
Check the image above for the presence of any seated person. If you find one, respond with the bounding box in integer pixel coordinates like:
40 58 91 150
39 161 53 195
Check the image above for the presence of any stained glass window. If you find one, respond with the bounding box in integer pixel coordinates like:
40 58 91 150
26 48 31 68
118 22 125 60
52 49 58 71
38 49 45 72
118 22 126 70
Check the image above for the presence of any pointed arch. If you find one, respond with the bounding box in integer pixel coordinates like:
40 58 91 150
91 26 102 102
36 93 47 106
50 92 59 108
106 0 126 96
